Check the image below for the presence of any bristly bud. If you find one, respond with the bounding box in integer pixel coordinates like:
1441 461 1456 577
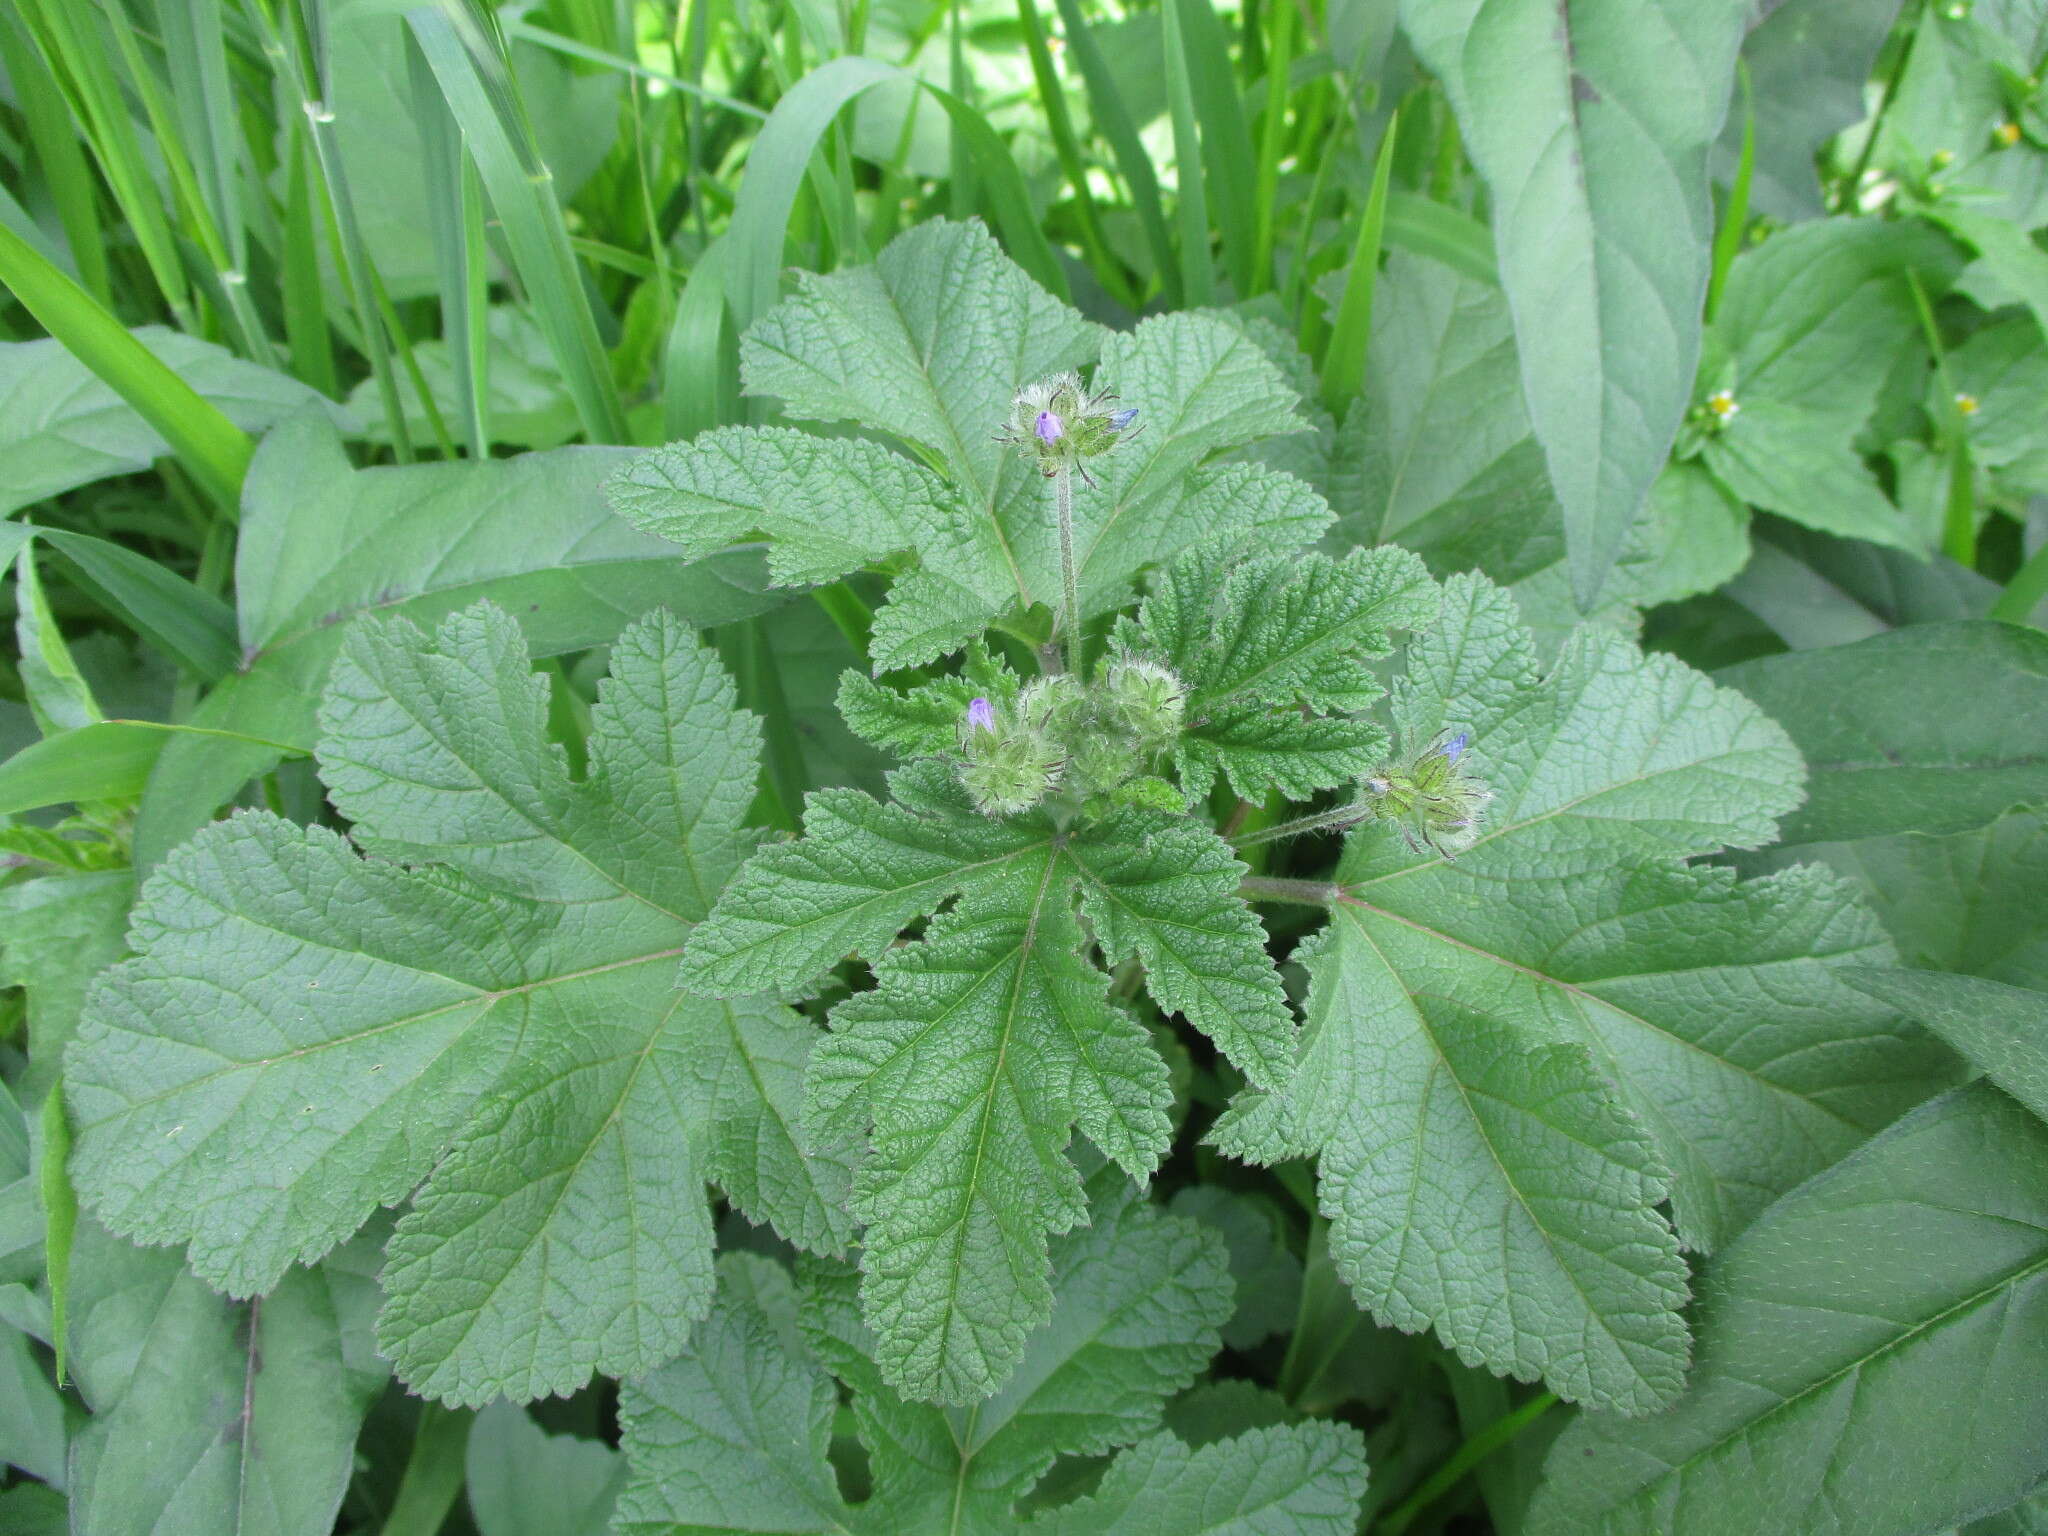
1360 729 1492 857
958 693 1063 817
996 371 1142 480
1100 654 1186 752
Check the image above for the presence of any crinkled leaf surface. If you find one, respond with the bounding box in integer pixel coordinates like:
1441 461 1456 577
1117 540 1437 799
138 414 778 867
1027 1425 1370 1536
608 426 1014 671
69 601 850 1404
1528 1083 2048 1536
613 1187 1370 1535
682 761 1288 1401
1216 575 1947 1412
623 221 1331 665
1398 0 1749 603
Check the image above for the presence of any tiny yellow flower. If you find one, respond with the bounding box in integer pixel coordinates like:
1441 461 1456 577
1956 392 1981 416
1707 390 1740 423
1995 121 2023 148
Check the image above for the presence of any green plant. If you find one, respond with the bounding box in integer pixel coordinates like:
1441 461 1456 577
7 0 2048 1532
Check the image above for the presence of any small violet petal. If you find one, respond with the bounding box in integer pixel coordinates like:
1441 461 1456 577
1035 410 1064 443
967 697 997 732
1440 732 1468 763
1108 407 1139 431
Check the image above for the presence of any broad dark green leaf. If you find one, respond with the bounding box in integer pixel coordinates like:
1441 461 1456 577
465 1402 624 1536
1218 576 1945 1411
0 329 346 517
614 1191 1370 1535
1332 256 1747 646
1528 1083 2048 1536
1719 621 2048 843
64 1222 386 1536
1721 0 1905 220
71 604 849 1404
1841 968 2048 1124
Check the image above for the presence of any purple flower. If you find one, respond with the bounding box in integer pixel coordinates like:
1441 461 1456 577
967 697 997 733
1439 732 1468 763
1034 411 1064 444
1108 407 1139 431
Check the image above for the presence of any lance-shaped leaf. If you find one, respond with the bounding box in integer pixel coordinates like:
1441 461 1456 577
1216 575 1949 1413
1528 1083 2048 1536
682 763 1291 1400
64 1220 388 1536
1398 0 1749 604
1116 540 1438 799
615 1189 1370 1535
68 602 851 1404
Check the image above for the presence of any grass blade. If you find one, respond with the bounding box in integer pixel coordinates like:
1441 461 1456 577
1321 111 1398 414
0 13 111 305
726 56 1069 344
407 1 629 445
1162 0 1215 306
1173 0 1258 296
1383 192 1497 286
1050 0 1177 304
1015 0 1134 306
1706 61 1754 323
409 31 491 456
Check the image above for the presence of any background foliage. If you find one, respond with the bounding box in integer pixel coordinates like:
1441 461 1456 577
2 0 2047 1532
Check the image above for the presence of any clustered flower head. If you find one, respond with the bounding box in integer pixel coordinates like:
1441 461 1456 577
1360 730 1493 858
955 655 1186 819
996 371 1141 485
959 688 1066 818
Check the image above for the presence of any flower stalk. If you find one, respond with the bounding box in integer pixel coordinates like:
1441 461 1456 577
1055 462 1081 675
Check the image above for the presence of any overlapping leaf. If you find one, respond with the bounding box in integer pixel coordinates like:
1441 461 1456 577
1528 1084 2048 1536
612 221 1332 670
1216 575 1950 1413
1399 0 1749 603
1331 256 1748 647
67 601 850 1404
1117 539 1437 799
1694 218 1966 550
680 761 1291 1401
613 1187 1370 1535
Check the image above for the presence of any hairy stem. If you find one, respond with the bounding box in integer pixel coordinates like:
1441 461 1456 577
1232 799 1374 850
1238 875 1343 906
1055 463 1082 676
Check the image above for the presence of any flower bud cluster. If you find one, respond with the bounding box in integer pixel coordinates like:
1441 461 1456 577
996 371 1140 484
1360 731 1493 857
955 653 1186 819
